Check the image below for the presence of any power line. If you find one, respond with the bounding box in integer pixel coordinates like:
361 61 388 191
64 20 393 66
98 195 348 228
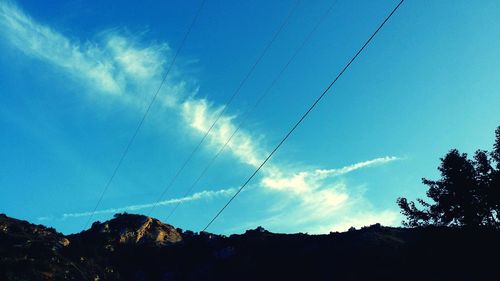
165 0 339 222
83 0 207 230
147 0 301 217
202 0 405 232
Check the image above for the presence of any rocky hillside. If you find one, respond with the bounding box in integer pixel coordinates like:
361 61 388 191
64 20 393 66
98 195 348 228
1 213 499 280
72 213 181 247
0 214 87 280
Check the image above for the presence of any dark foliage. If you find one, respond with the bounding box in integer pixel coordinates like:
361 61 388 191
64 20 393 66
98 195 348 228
397 126 500 228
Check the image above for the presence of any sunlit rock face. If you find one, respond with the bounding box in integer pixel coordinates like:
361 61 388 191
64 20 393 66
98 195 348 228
85 213 182 246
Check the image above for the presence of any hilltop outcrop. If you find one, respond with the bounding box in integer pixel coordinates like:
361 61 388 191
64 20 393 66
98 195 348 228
74 213 181 246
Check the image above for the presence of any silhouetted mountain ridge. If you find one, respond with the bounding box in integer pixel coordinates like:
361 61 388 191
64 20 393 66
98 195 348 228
1 213 499 280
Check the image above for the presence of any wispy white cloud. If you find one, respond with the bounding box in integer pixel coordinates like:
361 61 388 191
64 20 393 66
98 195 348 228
180 98 265 167
262 156 399 192
0 0 189 104
261 156 398 203
54 187 236 220
315 156 399 177
1 1 120 94
0 0 263 169
3 1 402 233
253 157 400 233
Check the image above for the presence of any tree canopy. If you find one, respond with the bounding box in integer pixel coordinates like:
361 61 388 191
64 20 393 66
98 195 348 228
397 126 500 228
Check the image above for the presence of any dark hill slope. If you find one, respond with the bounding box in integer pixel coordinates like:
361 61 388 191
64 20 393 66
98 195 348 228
1 213 499 280
0 214 96 280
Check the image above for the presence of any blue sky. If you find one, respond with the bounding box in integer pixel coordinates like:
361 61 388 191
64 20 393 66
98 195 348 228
0 0 499 235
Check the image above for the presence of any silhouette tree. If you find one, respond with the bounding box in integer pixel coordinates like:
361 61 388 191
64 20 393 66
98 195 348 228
490 127 500 221
397 126 500 228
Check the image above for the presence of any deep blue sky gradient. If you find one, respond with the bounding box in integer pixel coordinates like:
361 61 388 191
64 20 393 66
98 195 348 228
0 0 499 234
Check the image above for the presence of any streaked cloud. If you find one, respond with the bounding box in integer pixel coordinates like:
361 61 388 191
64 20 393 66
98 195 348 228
262 156 399 194
181 98 265 167
56 188 236 219
254 157 400 233
1 1 120 94
0 0 189 104
315 156 399 177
